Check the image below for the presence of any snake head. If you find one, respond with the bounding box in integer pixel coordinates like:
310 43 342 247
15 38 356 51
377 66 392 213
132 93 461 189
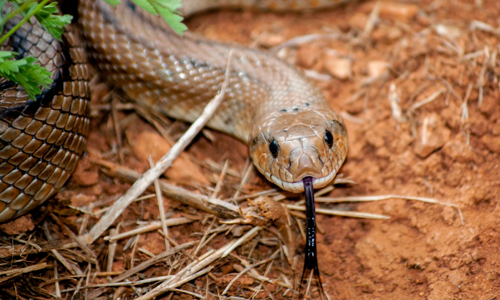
249 108 348 193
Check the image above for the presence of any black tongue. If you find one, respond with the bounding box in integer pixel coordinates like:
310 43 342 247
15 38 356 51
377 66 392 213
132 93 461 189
299 177 324 297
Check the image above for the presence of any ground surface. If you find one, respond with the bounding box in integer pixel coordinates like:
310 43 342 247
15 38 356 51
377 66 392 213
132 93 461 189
1 0 500 299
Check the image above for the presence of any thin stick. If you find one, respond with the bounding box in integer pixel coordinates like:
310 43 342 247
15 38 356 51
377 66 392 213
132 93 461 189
43 222 83 276
107 228 118 273
111 241 196 284
167 288 205 299
222 226 262 257
194 218 216 256
222 258 272 294
293 212 307 243
304 269 314 298
410 87 446 111
287 205 391 220
50 213 97 260
92 158 240 219
54 262 61 298
230 254 277 286
197 232 218 254
149 157 170 252
84 263 92 300
155 266 215 296
104 218 193 241
294 185 335 206
130 234 140 269
227 188 279 203
232 158 252 200
78 202 93 236
51 248 81 276
157 229 199 262
0 263 47 278
81 50 235 245
210 160 229 200
59 276 175 290
205 275 209 299
361 1 381 39
315 194 463 224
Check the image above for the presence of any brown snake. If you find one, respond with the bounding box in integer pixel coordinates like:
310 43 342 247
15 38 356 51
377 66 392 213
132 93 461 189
1 0 350 295
0 0 348 222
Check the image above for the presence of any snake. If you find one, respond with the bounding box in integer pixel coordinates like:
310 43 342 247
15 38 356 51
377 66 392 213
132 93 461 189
1 0 349 293
0 0 349 222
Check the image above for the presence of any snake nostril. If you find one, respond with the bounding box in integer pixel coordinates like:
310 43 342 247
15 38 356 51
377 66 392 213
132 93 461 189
324 130 334 148
269 140 279 158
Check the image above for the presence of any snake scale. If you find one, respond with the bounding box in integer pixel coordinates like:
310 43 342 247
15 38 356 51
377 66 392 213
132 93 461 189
0 0 349 222
1 0 350 294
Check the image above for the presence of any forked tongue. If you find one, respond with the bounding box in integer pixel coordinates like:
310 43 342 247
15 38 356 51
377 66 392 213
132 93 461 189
299 176 325 298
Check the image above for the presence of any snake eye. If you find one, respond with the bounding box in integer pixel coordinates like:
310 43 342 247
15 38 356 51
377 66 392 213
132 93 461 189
269 140 279 158
325 130 334 148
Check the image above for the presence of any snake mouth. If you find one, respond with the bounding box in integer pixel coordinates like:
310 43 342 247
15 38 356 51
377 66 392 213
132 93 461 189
263 167 339 193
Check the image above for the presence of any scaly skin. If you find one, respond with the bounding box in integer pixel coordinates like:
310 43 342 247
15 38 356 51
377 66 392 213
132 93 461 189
0 0 348 221
0 6 90 222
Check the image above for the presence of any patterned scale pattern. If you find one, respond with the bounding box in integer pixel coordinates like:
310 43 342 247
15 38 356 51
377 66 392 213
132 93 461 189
0 12 90 222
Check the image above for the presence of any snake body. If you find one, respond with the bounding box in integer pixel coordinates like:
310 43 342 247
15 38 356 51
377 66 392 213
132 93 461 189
0 9 90 222
0 0 348 222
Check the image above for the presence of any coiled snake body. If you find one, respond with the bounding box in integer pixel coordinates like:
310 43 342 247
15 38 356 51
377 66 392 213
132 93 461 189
0 0 348 225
